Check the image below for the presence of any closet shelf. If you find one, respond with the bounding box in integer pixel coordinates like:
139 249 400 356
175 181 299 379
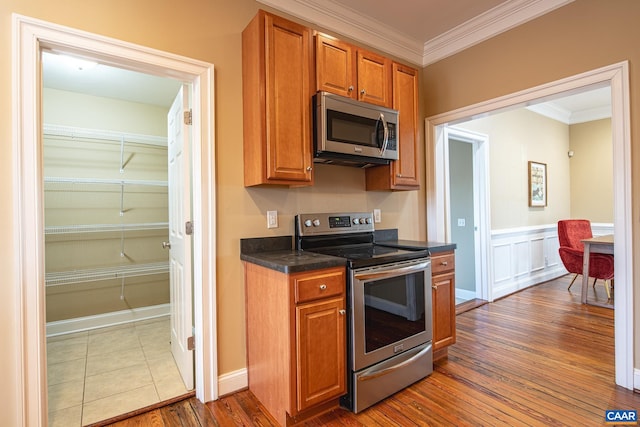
45 222 169 235
43 123 167 147
44 177 168 187
45 261 169 287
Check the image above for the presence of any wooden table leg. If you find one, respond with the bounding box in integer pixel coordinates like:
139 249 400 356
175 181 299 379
581 242 590 304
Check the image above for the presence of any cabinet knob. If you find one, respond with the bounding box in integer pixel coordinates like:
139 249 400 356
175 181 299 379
348 85 354 92
162 241 171 249
360 89 366 96
432 285 437 290
306 166 312 171
396 174 402 178
441 261 448 266
319 284 327 290
339 309 346 315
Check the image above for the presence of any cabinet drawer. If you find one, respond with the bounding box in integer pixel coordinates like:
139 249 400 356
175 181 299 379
431 252 455 275
295 270 344 303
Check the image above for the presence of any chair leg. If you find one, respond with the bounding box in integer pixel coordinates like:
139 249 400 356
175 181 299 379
604 280 611 300
592 277 597 287
568 274 579 290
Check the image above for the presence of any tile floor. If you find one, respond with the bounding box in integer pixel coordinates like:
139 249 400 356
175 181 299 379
47 316 191 426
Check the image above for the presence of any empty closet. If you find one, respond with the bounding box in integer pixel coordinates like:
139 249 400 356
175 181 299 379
44 88 171 335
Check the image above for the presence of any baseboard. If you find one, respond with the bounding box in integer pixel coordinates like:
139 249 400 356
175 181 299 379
492 268 566 301
218 368 248 396
46 303 170 337
455 288 476 301
635 368 640 392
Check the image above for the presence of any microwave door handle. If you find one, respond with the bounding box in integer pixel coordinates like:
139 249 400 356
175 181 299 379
378 112 389 155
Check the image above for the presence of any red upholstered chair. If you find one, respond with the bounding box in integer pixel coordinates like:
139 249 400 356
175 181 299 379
557 219 614 299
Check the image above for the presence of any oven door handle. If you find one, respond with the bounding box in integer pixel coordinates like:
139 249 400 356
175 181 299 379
353 261 430 281
358 343 432 382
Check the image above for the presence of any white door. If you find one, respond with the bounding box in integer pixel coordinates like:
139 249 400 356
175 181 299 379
167 84 194 390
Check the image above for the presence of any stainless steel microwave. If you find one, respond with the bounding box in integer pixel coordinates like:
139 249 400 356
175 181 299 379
313 91 398 167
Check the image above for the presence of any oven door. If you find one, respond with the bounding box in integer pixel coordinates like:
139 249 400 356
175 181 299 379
350 258 432 372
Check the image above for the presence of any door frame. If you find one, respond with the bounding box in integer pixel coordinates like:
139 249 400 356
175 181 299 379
12 15 217 426
441 127 490 301
425 61 633 390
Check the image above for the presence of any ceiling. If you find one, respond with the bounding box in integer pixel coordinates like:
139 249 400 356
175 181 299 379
42 0 611 124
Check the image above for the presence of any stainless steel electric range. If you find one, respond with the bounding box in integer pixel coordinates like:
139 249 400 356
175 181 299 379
295 212 433 413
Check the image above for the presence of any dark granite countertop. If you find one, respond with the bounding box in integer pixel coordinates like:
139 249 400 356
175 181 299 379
376 239 457 253
240 235 346 274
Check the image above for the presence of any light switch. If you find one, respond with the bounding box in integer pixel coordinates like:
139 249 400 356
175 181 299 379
457 218 465 227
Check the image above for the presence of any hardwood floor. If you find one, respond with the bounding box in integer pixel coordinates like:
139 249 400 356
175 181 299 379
106 275 639 426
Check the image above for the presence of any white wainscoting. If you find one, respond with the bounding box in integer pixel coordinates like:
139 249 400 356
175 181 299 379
489 223 613 301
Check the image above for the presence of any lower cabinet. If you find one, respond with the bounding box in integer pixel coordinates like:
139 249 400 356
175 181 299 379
244 263 346 425
431 250 456 360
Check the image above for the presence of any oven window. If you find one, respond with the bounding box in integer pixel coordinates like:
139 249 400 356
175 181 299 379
363 271 426 353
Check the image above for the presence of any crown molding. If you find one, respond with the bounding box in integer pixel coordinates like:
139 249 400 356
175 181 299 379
256 0 573 67
423 0 574 66
255 0 424 65
528 103 612 124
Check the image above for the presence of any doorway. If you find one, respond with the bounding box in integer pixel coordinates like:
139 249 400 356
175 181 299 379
13 15 217 426
42 52 195 424
426 62 633 390
445 127 490 304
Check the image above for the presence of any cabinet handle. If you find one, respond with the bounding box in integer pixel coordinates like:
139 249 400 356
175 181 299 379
396 174 402 178
339 309 346 315
441 261 448 266
432 285 437 290
319 284 327 290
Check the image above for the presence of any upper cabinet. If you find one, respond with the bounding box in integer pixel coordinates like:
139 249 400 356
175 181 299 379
315 34 392 108
242 11 314 187
365 63 420 190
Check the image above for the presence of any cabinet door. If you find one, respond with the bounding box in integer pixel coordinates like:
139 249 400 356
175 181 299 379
265 14 314 183
356 49 392 107
242 11 313 186
316 34 356 98
391 63 419 188
365 62 419 190
296 297 346 412
432 271 456 350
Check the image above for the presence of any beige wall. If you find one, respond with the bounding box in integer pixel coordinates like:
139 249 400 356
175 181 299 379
569 119 614 222
1 0 425 420
456 108 572 229
423 0 639 369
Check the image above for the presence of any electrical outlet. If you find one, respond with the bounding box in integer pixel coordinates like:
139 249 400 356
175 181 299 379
457 218 465 227
373 209 381 223
267 210 278 229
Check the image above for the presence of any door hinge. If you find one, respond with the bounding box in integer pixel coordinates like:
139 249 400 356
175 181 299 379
185 220 193 235
187 336 195 351
184 109 192 125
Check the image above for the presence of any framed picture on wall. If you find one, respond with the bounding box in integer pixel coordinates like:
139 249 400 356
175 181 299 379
528 161 547 207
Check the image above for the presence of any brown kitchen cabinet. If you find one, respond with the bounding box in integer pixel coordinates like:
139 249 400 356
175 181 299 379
431 250 456 360
244 263 346 425
315 33 392 108
365 62 420 190
242 11 314 187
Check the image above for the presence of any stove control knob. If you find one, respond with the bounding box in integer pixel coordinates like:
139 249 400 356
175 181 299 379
312 219 321 227
364 217 372 224
352 218 360 225
304 219 312 227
